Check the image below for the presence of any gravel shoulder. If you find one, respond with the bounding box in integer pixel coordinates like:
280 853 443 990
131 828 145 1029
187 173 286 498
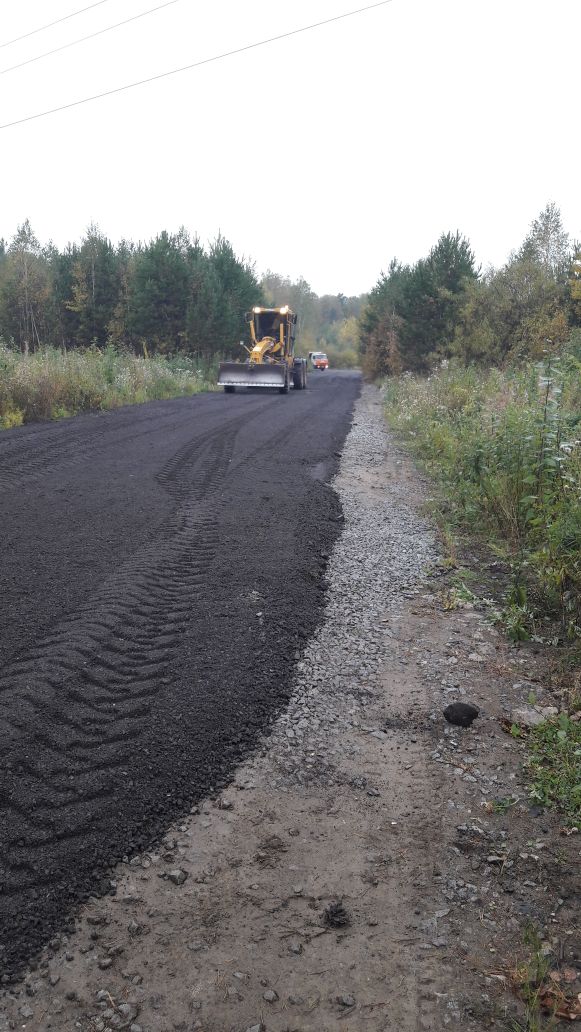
1 384 579 1032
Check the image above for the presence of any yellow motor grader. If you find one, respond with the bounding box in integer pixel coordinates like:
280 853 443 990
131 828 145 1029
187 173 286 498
217 306 308 393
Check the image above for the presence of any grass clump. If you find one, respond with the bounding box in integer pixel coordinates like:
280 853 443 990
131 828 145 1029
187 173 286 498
505 924 581 1028
527 714 581 827
0 344 216 427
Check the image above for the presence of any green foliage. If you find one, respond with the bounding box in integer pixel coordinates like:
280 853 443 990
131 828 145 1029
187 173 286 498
0 344 214 426
384 346 581 635
0 406 24 428
360 232 478 376
361 205 577 376
0 222 260 358
527 714 581 826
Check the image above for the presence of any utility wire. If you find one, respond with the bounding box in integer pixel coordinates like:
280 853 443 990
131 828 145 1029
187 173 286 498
1 0 183 76
0 0 114 50
0 0 394 130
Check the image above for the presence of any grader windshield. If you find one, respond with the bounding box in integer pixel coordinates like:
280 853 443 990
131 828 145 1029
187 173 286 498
254 310 284 341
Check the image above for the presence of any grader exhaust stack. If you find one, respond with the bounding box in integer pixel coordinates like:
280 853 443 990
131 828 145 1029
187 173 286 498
218 306 307 394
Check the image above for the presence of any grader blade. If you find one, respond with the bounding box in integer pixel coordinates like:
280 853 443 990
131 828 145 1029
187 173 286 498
218 362 287 390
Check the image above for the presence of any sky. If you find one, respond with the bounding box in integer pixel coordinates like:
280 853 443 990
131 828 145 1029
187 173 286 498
1 0 579 297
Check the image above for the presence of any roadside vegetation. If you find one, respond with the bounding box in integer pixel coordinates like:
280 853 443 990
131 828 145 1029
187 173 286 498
0 345 214 427
359 203 581 830
383 351 581 641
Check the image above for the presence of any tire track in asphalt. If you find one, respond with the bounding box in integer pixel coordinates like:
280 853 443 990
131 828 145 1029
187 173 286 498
0 415 248 898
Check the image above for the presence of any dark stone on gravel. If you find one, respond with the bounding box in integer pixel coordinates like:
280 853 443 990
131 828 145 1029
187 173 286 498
0 373 360 977
443 702 480 727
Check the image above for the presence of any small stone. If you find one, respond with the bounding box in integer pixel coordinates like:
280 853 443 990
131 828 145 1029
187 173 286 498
19 1004 34 1019
292 884 303 895
337 993 356 1007
288 994 305 1005
216 798 234 810
510 706 545 729
245 1025 265 1032
168 869 188 886
98 957 113 969
289 941 303 954
118 1002 139 1021
263 989 278 1002
49 972 60 986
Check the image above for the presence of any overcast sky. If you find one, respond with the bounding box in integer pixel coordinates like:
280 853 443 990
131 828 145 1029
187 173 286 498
1 0 579 296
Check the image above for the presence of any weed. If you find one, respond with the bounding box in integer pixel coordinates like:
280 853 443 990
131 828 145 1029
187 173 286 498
526 714 581 827
501 602 534 643
491 795 520 814
505 926 556 1031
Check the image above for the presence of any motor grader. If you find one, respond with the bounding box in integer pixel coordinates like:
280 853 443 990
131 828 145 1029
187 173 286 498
217 306 308 393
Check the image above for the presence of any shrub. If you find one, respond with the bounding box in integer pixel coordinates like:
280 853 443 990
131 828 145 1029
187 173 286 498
0 344 215 427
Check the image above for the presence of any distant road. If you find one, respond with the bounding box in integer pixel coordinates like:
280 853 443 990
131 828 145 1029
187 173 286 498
0 370 360 976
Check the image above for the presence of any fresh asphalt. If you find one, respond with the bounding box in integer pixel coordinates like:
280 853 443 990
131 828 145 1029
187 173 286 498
0 370 360 977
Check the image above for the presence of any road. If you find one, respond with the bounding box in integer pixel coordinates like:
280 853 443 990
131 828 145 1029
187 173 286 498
0 370 360 977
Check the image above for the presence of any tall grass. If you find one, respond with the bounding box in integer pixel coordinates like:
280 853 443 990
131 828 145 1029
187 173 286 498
383 338 581 638
0 344 216 428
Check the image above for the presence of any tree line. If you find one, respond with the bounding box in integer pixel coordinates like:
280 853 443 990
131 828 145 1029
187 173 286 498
0 221 260 359
0 221 367 365
359 203 581 377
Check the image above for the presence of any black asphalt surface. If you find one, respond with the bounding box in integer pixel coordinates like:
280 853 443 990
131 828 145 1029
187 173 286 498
0 370 360 977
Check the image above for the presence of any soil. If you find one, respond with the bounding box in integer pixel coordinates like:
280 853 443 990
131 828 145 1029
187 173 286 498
0 381 579 1032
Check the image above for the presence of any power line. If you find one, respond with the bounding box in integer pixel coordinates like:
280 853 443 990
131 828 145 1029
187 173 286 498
0 0 394 131
1 0 183 76
0 0 114 50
